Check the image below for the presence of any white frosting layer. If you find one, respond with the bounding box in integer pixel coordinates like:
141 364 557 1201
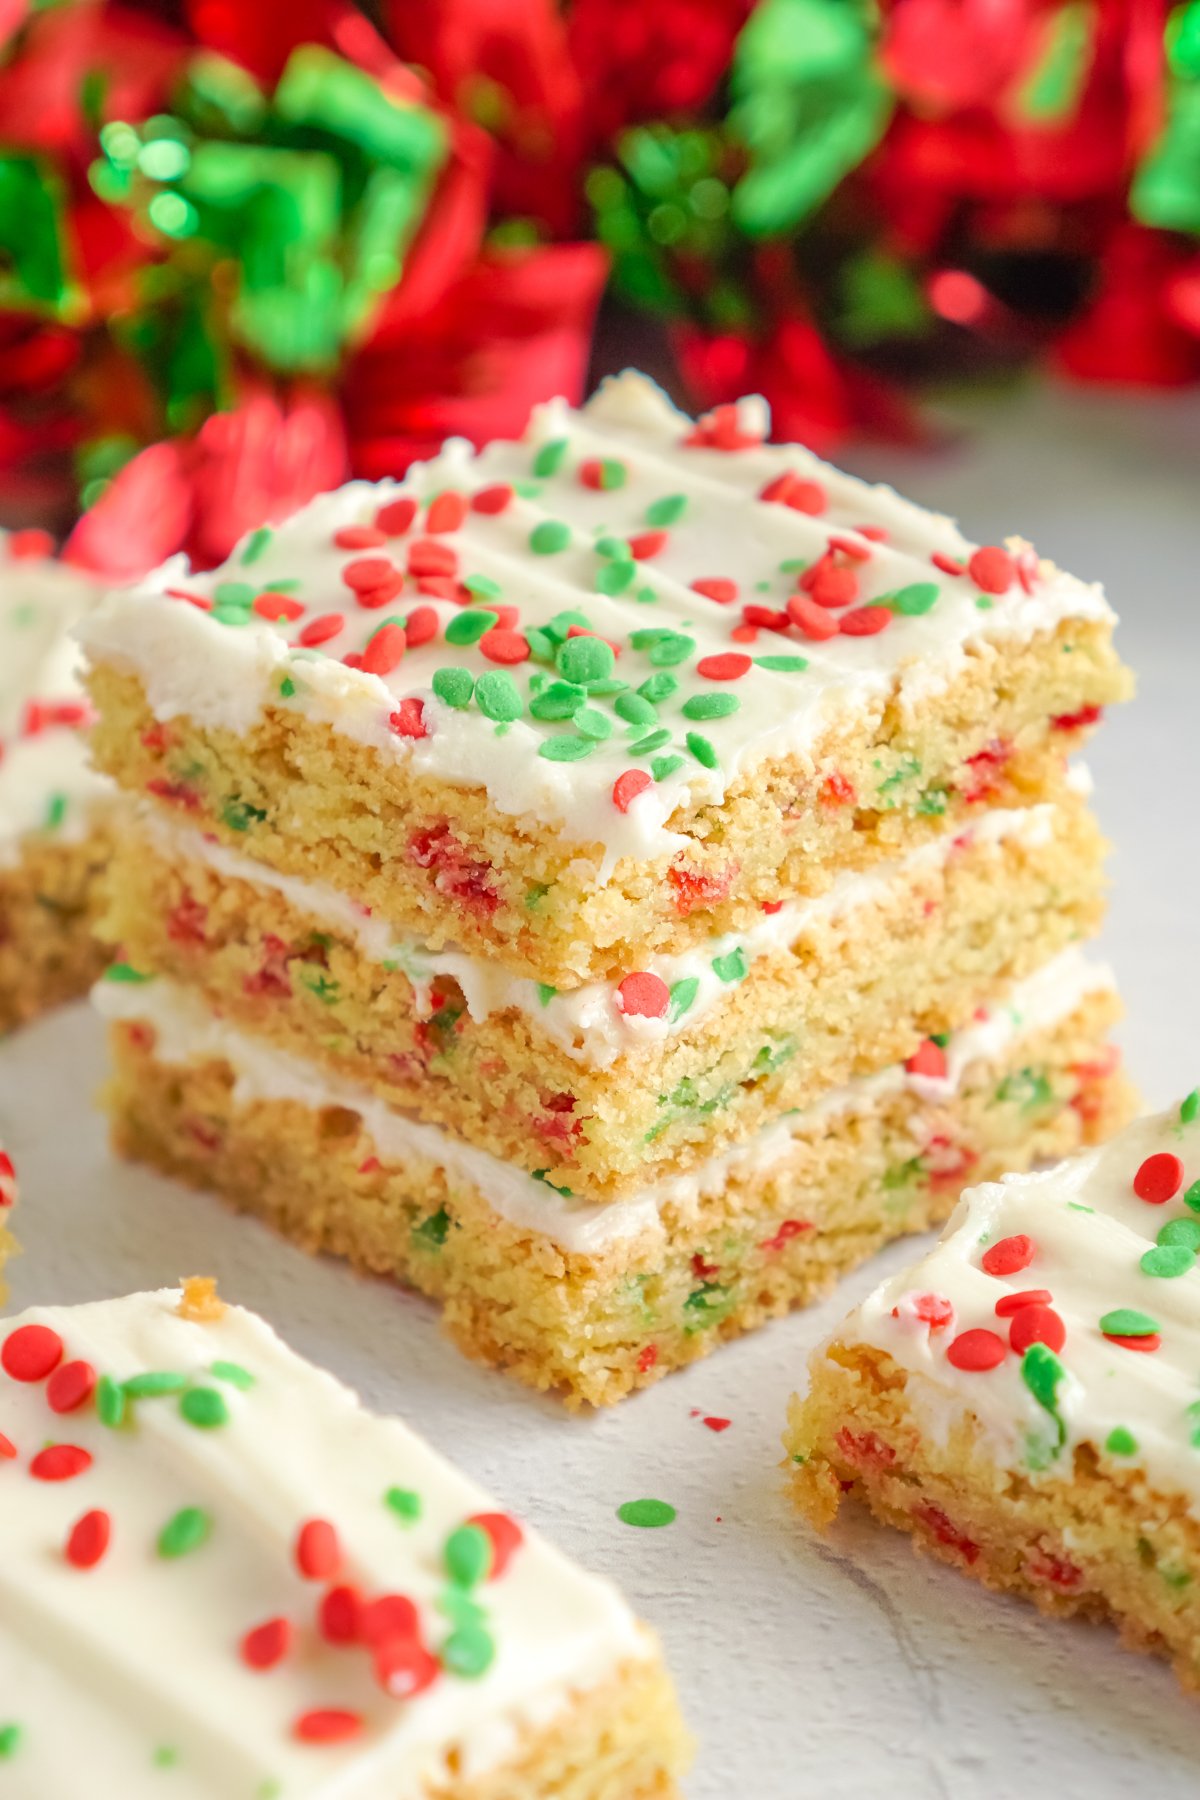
0 1289 646 1798
94 949 1116 1254
148 796 1067 1069
0 539 109 865
837 1103 1200 1508
78 372 1115 865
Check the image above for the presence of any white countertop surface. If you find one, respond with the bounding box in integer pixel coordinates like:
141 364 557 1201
4 381 1200 1798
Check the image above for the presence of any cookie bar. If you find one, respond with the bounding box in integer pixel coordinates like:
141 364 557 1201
0 1285 690 1793
101 791 1106 1202
787 1097 1200 1692
79 372 1131 989
0 531 111 1033
95 952 1132 1406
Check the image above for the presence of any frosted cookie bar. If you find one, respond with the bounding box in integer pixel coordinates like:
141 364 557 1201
79 372 1131 988
95 954 1131 1405
102 791 1106 1202
0 1285 690 1792
0 532 111 1032
787 1097 1200 1692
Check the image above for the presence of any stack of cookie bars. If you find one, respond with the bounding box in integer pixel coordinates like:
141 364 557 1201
79 372 1134 1404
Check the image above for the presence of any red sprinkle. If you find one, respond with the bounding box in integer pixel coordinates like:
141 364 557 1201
333 525 387 550
468 1512 524 1577
360 1594 419 1647
479 627 529 664
931 551 966 577
8 527 54 559
759 471 826 514
628 529 668 560
906 1039 947 1080
0 1432 15 1458
375 497 418 536
294 1709 363 1744
295 1518 341 1581
426 491 467 534
696 652 751 681
787 593 838 641
407 539 458 579
65 1508 111 1569
31 1443 92 1481
1104 1332 1162 1353
253 592 304 623
353 572 405 610
1009 1305 1066 1356
2 1324 64 1382
805 561 859 609
839 605 891 636
911 1293 955 1330
946 1328 1007 1372
318 1584 362 1645
1133 1151 1184 1204
241 1617 292 1670
375 1637 439 1699
636 1344 659 1373
981 1234 1036 1277
1052 704 1102 733
617 971 670 1018
47 1360 97 1415
402 605 439 648
994 1288 1053 1318
389 698 428 739
827 534 872 561
968 546 1016 593
471 483 514 515
361 624 406 677
612 770 652 813
342 556 399 595
691 577 739 605
297 613 345 648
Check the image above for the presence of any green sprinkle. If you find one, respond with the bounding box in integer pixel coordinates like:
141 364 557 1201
536 983 557 1007
179 1387 229 1429
441 1624 496 1678
686 732 718 768
532 437 568 477
1105 1426 1138 1456
888 581 940 616
634 629 695 667
594 535 629 559
240 526 272 566
636 584 658 604
614 692 657 727
433 667 475 709
1184 1180 1200 1214
445 609 498 646
104 962 151 984
213 580 254 608
153 1745 180 1768
475 671 523 722
385 1486 422 1523
975 595 994 610
445 1522 492 1587
158 1506 211 1559
44 792 67 830
1020 1343 1067 1447
279 675 296 698
413 1206 452 1247
651 754 684 780
778 557 808 573
557 637 614 685
645 493 687 526
712 947 748 983
96 1374 127 1428
0 1724 21 1760
1100 1307 1159 1337
592 458 627 490
638 673 678 702
1140 1245 1195 1278
530 519 571 555
463 573 501 599
1158 1218 1200 1250
668 977 700 1021
682 693 739 720
754 655 809 672
631 727 671 753
437 1588 486 1628
124 1370 189 1398
524 884 549 911
530 680 586 721
524 627 556 662
211 1360 254 1390
1180 1089 1200 1124
617 1498 676 1529
574 706 612 741
538 735 596 761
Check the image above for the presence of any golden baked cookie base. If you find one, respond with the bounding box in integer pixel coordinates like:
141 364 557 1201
0 825 111 1036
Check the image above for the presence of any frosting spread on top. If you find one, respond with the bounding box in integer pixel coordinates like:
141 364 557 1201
836 1100 1200 1509
0 535 109 865
0 1288 645 1798
146 795 1067 1069
78 372 1115 863
93 948 1116 1250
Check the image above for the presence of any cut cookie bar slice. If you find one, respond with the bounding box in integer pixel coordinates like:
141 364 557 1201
0 533 111 1033
95 951 1131 1405
0 1285 690 1795
102 789 1107 1202
79 372 1131 987
787 1096 1200 1693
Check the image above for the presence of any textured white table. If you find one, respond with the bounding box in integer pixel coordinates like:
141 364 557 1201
4 384 1200 1798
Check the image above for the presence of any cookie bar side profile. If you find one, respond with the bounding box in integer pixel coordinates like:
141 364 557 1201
787 1099 1200 1693
0 1287 691 1796
96 955 1131 1406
